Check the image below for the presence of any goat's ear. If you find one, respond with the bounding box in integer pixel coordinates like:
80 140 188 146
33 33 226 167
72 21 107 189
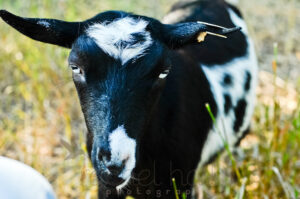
161 21 241 48
0 10 84 48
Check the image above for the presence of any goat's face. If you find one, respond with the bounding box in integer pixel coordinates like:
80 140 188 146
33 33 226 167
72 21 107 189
0 9 240 190
68 17 168 188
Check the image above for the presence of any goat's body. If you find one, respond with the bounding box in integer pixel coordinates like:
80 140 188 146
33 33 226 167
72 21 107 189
119 1 258 198
162 0 257 166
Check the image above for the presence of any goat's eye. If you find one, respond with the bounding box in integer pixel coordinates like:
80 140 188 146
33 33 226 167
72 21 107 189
159 68 170 79
70 65 82 75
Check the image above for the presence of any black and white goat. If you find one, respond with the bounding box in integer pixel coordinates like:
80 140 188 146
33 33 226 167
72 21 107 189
0 0 257 198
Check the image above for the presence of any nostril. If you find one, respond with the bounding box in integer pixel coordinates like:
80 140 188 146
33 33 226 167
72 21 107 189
98 148 111 163
122 156 130 165
98 152 104 162
124 155 130 162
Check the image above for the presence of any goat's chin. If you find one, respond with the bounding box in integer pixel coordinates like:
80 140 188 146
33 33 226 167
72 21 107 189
116 177 131 193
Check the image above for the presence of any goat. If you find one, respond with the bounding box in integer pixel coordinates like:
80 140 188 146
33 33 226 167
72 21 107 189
0 0 257 198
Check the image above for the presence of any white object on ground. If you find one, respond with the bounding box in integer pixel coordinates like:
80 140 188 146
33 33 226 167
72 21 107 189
0 156 56 199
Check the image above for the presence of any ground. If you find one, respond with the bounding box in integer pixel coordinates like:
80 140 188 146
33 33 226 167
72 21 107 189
0 0 299 198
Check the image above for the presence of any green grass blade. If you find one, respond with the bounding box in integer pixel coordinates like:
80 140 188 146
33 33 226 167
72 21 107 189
172 178 180 199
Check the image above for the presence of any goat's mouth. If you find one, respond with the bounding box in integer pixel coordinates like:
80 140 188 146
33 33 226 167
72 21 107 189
92 157 134 190
116 177 131 192
98 175 125 188
97 172 128 188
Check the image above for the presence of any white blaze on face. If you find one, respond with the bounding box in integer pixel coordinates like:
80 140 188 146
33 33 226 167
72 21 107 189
87 17 153 65
109 125 136 186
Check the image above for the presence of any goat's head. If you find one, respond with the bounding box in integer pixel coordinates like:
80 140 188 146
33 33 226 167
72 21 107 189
0 9 240 189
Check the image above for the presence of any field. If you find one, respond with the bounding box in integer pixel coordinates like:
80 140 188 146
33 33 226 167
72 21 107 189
0 0 299 198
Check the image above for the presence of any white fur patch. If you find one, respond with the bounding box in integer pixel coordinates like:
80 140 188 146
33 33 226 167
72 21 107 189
87 17 153 65
109 125 136 185
37 20 50 28
198 8 258 166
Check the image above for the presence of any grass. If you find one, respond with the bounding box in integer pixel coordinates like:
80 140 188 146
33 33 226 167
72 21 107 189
0 0 299 198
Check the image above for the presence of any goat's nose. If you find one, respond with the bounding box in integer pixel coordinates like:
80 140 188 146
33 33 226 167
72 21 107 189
97 147 128 176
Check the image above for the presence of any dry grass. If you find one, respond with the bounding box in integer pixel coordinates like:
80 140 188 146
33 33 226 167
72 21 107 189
0 0 299 198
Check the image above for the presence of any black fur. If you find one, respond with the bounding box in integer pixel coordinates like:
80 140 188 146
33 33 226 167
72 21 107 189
244 71 252 91
166 0 248 65
223 73 233 86
233 99 247 132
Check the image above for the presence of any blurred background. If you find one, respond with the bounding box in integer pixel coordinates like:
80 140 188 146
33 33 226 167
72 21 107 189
0 0 299 198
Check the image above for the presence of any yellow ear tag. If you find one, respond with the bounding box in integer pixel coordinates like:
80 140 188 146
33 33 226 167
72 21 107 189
197 32 208 43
